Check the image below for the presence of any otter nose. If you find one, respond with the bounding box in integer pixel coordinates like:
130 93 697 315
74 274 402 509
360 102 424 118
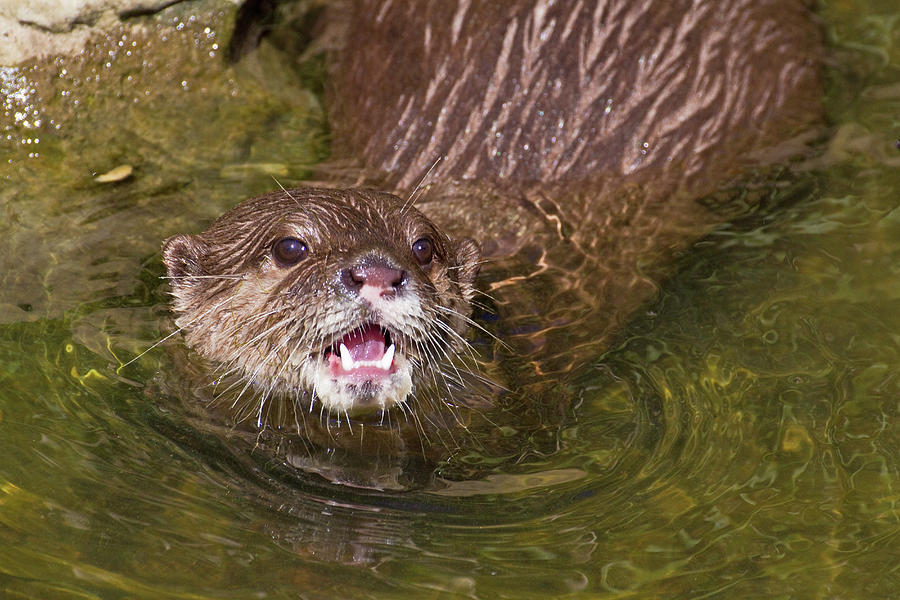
341 262 407 298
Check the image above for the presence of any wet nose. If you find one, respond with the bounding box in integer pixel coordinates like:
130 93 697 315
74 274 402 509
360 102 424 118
340 262 407 296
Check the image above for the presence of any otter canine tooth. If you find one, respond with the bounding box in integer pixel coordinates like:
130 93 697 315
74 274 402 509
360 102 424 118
380 344 395 371
340 343 354 371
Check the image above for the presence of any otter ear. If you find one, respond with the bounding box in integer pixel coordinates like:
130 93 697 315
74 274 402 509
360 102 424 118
452 237 481 286
162 234 207 290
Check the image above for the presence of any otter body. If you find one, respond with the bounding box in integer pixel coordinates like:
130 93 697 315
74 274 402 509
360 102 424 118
164 0 821 447
332 0 820 194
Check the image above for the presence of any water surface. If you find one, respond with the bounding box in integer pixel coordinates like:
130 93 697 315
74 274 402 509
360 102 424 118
0 1 898 598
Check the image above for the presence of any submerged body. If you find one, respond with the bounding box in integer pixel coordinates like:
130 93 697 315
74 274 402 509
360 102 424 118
164 0 821 450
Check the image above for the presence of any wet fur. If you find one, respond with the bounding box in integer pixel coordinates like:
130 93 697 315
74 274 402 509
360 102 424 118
162 0 822 461
162 188 486 452
332 0 821 194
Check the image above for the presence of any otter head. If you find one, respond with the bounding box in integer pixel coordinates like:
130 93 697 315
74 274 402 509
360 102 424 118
162 188 481 420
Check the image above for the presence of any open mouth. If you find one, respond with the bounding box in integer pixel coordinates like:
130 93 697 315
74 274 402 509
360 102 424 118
324 322 397 379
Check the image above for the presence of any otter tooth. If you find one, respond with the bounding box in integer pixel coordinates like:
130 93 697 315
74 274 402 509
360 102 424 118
339 343 354 371
380 344 395 371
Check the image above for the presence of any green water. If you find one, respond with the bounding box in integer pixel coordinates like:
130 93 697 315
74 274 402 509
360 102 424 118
1 1 899 598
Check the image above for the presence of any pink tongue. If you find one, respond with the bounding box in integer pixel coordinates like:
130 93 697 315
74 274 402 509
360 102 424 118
341 324 386 361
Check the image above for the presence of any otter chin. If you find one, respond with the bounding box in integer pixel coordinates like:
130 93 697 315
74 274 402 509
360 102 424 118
162 187 481 421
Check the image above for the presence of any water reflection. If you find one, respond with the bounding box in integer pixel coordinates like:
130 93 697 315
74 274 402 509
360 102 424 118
0 1 898 599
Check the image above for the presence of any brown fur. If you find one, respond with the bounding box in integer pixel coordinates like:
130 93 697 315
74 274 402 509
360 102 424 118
163 1 822 462
163 188 484 445
331 0 821 195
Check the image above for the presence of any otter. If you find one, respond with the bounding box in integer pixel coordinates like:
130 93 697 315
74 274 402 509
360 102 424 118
163 188 481 422
163 0 821 455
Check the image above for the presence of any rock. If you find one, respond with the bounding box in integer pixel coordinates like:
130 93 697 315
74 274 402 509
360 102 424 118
0 0 238 65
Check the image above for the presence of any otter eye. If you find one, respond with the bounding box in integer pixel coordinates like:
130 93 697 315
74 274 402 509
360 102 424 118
411 237 434 265
272 237 308 267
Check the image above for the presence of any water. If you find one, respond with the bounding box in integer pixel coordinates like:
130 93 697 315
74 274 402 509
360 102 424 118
1 1 898 598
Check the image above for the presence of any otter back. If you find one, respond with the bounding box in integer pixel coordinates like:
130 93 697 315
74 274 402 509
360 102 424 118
331 0 821 194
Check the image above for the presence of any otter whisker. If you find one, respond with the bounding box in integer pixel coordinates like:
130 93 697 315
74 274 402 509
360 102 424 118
423 406 457 449
342 409 353 434
320 403 334 441
255 395 267 429
446 257 495 271
398 397 430 445
161 274 245 280
117 327 184 370
403 155 442 212
382 405 391 430
118 292 240 370
428 318 480 364
416 341 449 400
225 313 300 411
419 325 474 384
252 323 312 410
422 368 468 425
433 304 509 350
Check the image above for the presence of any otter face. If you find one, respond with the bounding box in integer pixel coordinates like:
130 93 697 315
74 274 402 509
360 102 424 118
162 188 481 422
